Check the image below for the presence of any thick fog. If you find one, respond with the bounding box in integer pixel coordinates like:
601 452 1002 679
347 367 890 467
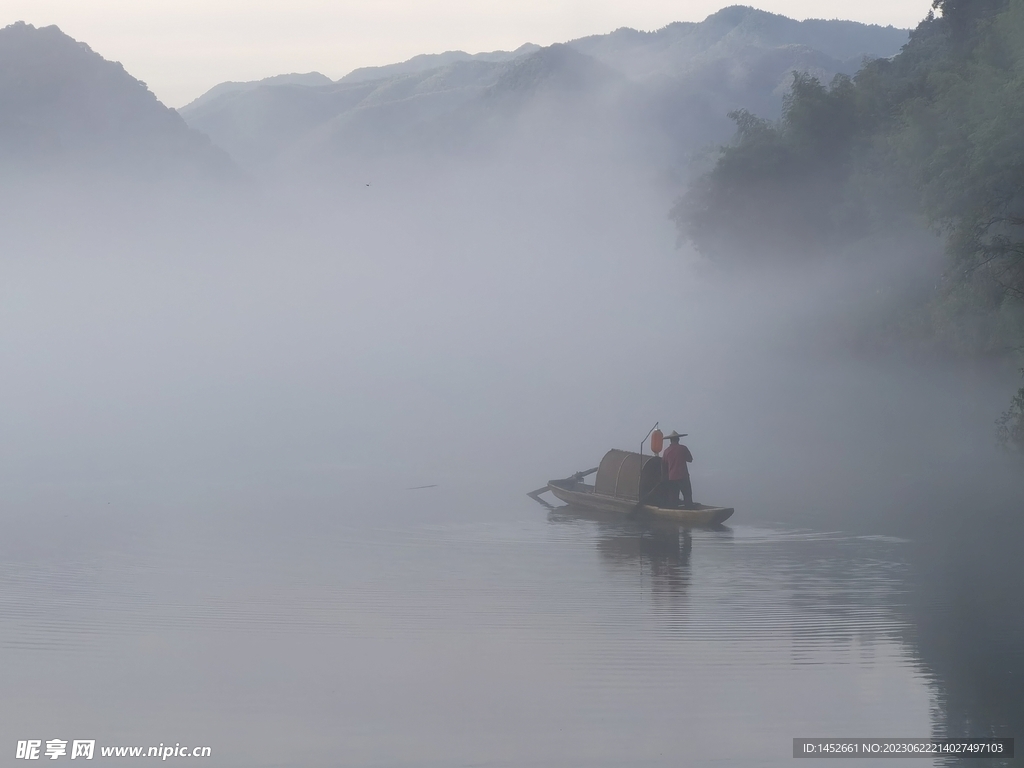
3 142 1019 534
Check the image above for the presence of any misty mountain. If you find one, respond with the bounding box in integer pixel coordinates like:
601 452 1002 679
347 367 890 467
297 44 640 169
180 6 908 179
179 46 612 175
0 21 234 180
180 59 500 173
568 6 906 79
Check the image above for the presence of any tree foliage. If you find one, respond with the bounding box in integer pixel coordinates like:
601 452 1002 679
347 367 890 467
671 73 864 261
996 372 1024 452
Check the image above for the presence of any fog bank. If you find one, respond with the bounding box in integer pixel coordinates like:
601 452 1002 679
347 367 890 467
3 159 1020 536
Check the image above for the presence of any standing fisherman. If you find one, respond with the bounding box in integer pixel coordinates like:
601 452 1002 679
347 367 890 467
661 431 693 508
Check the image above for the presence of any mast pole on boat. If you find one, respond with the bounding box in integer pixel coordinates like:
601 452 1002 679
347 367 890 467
639 421 659 503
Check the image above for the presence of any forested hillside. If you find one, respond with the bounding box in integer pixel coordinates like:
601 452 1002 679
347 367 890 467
674 0 1024 446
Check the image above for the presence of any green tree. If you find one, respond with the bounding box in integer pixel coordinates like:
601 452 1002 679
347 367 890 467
996 371 1024 452
671 72 864 262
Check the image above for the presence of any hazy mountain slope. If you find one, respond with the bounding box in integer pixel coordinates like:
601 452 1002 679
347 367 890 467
179 6 910 178
180 80 382 172
646 42 862 155
185 59 511 173
179 47 548 174
488 43 621 95
338 44 541 84
566 5 908 141
444 44 642 153
566 6 907 79
286 44 642 170
182 72 333 113
0 21 234 179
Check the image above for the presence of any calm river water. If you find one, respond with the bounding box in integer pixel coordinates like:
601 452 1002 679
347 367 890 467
2 483 1018 767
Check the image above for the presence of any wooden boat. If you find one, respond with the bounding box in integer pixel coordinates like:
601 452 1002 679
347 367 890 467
534 449 734 526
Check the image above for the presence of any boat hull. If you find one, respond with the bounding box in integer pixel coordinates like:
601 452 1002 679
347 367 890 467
547 481 734 525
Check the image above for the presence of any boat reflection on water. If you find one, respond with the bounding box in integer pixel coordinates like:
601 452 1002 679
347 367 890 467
542 500 921 654
544 503 734 606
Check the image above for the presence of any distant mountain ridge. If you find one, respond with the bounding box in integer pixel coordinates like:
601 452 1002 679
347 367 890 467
179 5 909 178
0 7 911 183
177 46 543 116
338 44 543 85
567 6 906 83
183 72 333 113
0 21 235 179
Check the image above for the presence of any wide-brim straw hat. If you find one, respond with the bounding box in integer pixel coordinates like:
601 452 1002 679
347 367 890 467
666 430 688 439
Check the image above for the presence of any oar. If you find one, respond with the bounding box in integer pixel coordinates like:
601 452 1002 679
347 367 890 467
526 466 599 499
529 494 555 510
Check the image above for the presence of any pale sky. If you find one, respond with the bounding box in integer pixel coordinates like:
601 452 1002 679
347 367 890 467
2 0 932 108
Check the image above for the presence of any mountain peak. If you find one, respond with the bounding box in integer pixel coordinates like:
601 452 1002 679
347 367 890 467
706 5 780 23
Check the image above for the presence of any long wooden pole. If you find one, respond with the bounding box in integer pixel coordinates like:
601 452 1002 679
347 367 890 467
638 421 659 503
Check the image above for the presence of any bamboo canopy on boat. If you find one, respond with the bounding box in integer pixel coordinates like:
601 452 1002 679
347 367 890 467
594 449 663 503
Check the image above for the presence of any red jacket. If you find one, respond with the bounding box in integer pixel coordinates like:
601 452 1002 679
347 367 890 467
662 443 692 480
